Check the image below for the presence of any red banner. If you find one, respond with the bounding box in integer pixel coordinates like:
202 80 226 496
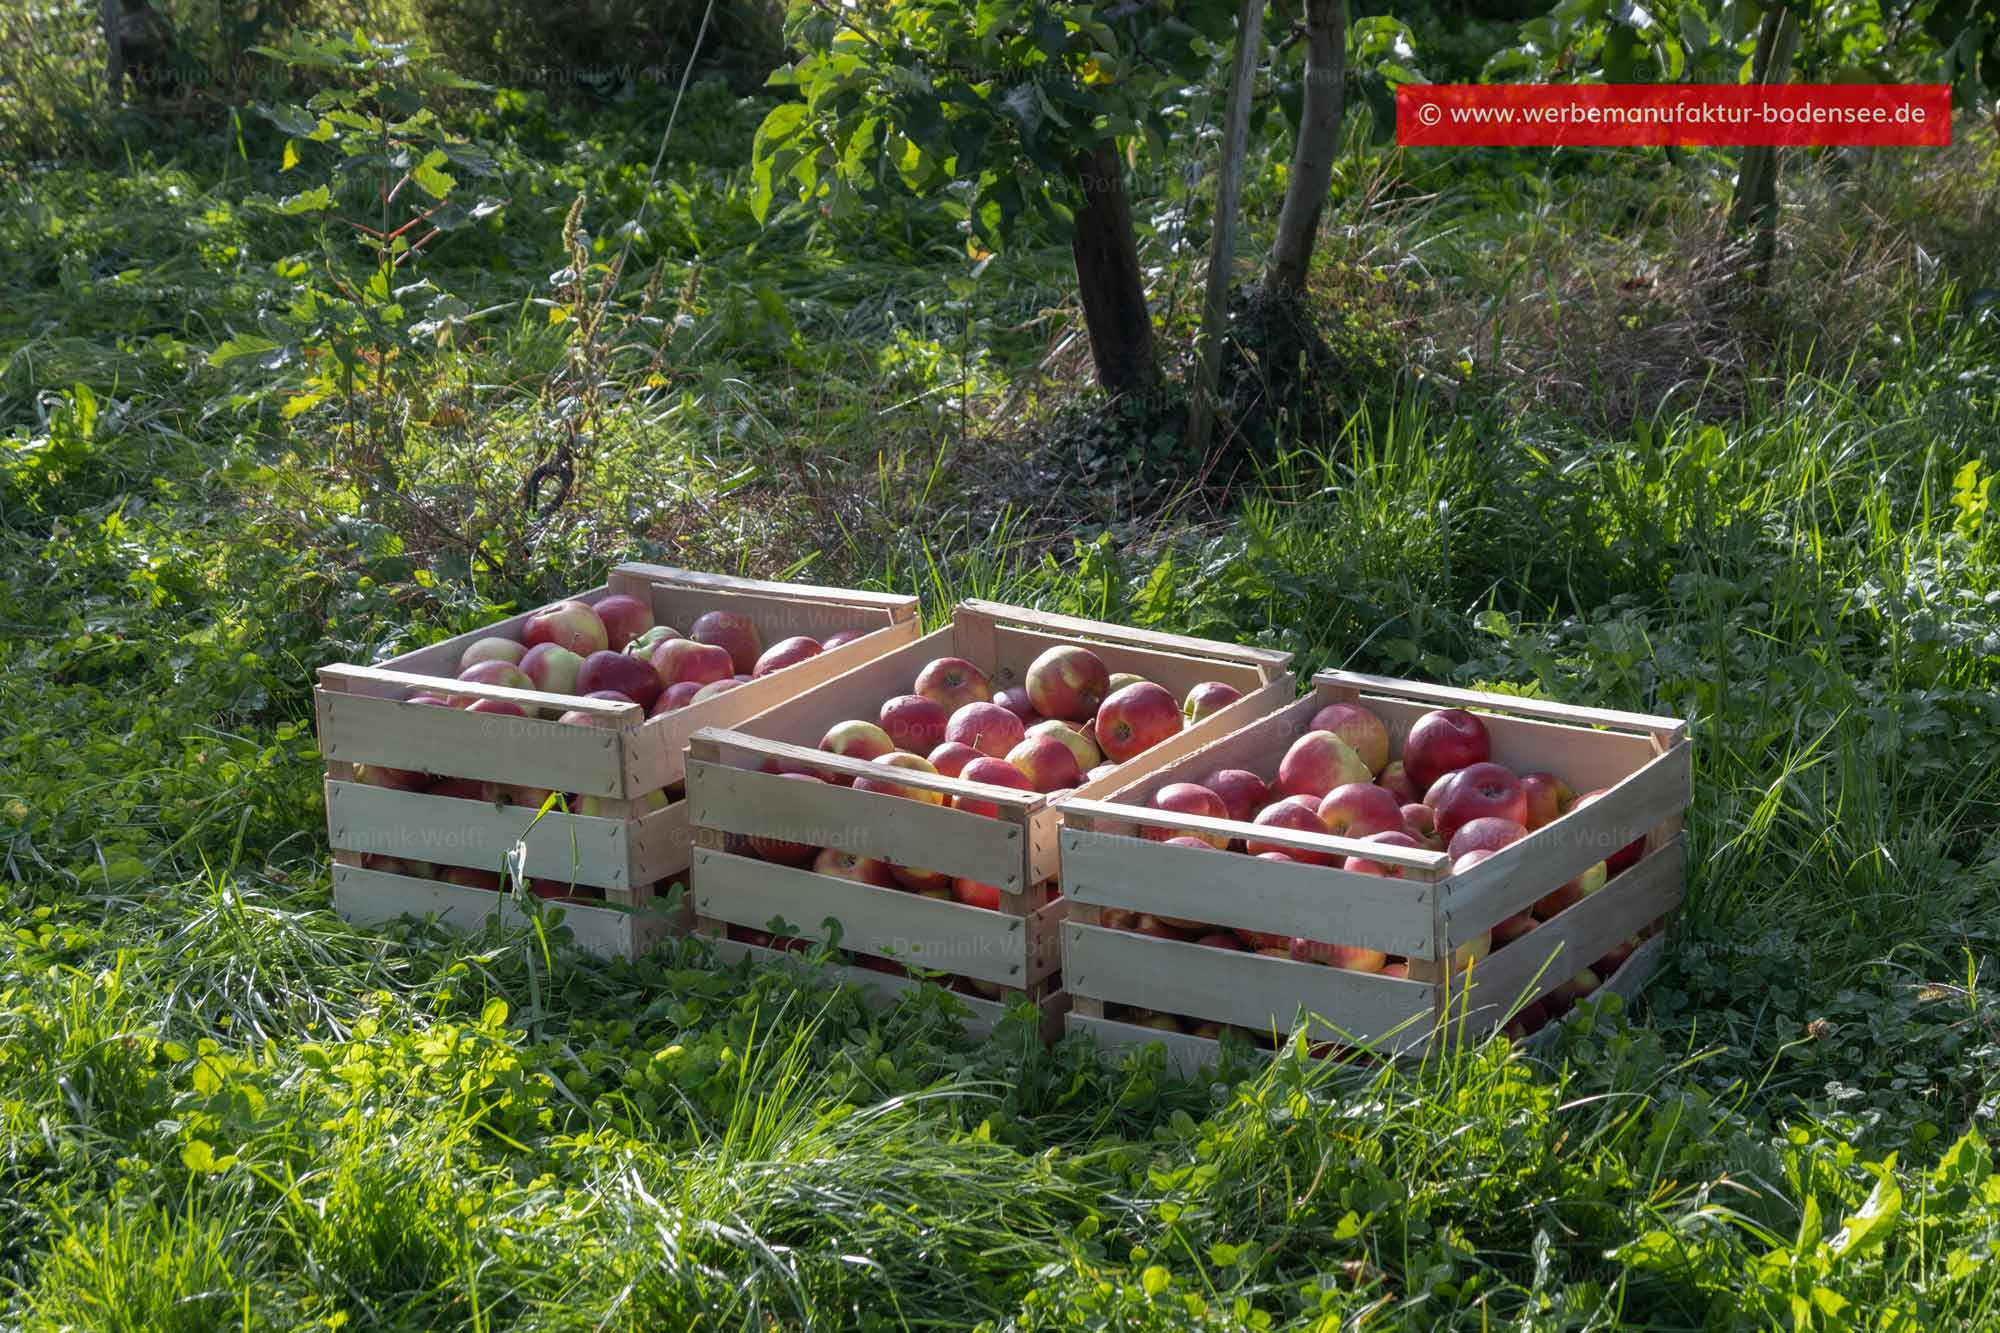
1397 84 1952 148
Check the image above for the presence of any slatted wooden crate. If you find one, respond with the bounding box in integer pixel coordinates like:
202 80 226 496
1056 670 1692 1074
682 601 1297 1020
317 564 921 957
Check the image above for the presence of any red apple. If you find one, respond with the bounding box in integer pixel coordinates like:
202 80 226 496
1026 719 1099 773
812 847 899 888
650 680 704 715
459 637 524 671
1381 961 1410 980
1433 762 1528 843
650 637 733 689
1342 829 1423 878
691 610 763 675
1491 911 1537 946
925 741 982 778
1275 730 1370 800
691 680 739 702
1401 803 1437 843
855 752 947 805
1307 702 1390 775
454 659 533 699
1183 681 1242 723
591 594 655 651
441 866 503 891
1423 769 1462 809
1005 734 1082 793
1245 801 1334 865
1378 761 1419 804
523 600 608 657
466 698 527 718
1026 644 1111 723
1534 860 1605 918
880 694 950 753
822 628 869 650
357 761 430 792
754 635 822 677
1192 931 1244 951
993 686 1041 725
1451 848 1497 873
1315 782 1406 839
913 656 992 712
506 784 557 809
519 641 584 694
1502 999 1549 1039
890 863 952 894
1200 768 1269 824
1095 682 1183 763
1446 816 1528 861
746 773 822 865
1402 708 1491 791
1129 913 1191 940
1290 938 1389 973
821 719 895 763
951 877 1003 910
1519 771 1577 831
1597 935 1641 973
955 756 1035 817
855 954 908 978
1146 783 1230 847
575 650 663 710
946 702 1026 759
1573 789 1647 873
359 853 410 874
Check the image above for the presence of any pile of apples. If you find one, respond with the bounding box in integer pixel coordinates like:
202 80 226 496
733 642 1244 918
1117 701 1653 1039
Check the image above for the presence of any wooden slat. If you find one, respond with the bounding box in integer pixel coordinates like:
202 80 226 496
1314 670 1687 744
707 625 956 749
691 731 1044 810
630 797 694 887
1459 837 1685 1028
319 662 645 720
687 756 1032 890
1443 739 1692 944
711 939 1024 1040
1054 798 1448 872
1063 923 1435 1051
611 563 921 614
1057 825 1440 959
332 863 675 959
1352 695 1659 801
961 599 1294 674
316 688 628 796
1092 694 1321 809
326 780 630 886
692 847 1037 985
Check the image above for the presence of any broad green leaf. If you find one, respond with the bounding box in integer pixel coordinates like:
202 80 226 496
208 333 282 368
412 150 455 199
1830 1172 1901 1257
275 186 332 215
281 139 299 172
1140 1265 1170 1296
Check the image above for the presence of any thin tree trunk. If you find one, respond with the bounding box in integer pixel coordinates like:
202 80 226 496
1264 0 1345 301
1730 5 1800 283
1069 138 1154 394
1184 0 1263 455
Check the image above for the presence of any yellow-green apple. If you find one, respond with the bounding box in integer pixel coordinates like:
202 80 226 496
1026 644 1111 722
1200 768 1269 823
1341 829 1423 878
459 637 524 671
946 702 1025 758
1534 859 1605 918
1377 761 1418 804
1547 967 1600 1012
1026 719 1099 773
691 680 739 702
822 627 868 649
1275 730 1370 799
1445 816 1527 861
523 599 608 656
812 847 899 888
625 624 680 657
1518 771 1576 831
951 877 1002 910
590 593 655 651
650 681 703 715
1183 681 1242 723
1290 937 1389 973
650 637 733 689
1145 783 1230 846
520 642 584 694
914 656 992 711
754 635 822 677
1005 734 1082 792
1307 702 1390 775
925 741 981 778
1433 762 1528 842
855 752 947 805
453 659 533 700
690 610 762 674
880 694 950 752
992 686 1041 725
441 866 503 891
575 788 669 816
746 773 822 866
890 863 951 894
1246 800 1334 864
1401 708 1491 791
1107 672 1148 693
820 719 895 763
1572 789 1646 872
1316 782 1406 839
955 756 1034 816
1095 681 1183 762
575 650 662 710
1406 930 1492 981
357 761 430 792
1401 803 1437 845
466 698 527 718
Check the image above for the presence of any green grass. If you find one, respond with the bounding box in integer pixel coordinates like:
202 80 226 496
4 19 2000 1327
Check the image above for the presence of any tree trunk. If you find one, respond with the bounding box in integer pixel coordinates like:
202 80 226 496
1069 138 1155 394
1730 5 1800 284
1184 0 1264 455
1264 0 1345 301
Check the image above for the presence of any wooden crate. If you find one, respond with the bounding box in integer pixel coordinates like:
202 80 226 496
317 564 922 957
1056 669 1693 1069
682 601 1297 1012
